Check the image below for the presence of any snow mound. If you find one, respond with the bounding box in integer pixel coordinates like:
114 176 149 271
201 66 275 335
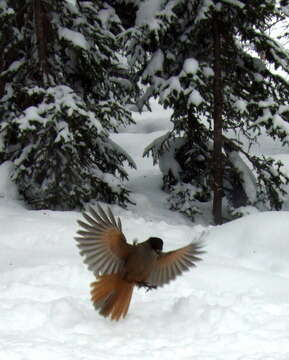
206 211 289 275
1 202 289 359
0 161 18 200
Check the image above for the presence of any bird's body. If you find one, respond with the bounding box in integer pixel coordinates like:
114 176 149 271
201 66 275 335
124 242 158 283
75 205 204 320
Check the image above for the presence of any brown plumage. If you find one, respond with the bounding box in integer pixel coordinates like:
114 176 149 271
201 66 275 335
75 204 205 320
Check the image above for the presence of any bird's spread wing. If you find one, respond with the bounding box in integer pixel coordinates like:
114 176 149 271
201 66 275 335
75 205 133 275
147 242 205 287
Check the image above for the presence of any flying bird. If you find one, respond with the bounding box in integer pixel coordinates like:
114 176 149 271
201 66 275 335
75 204 205 320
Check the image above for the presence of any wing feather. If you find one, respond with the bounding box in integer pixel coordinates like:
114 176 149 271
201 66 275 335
148 242 205 287
117 217 122 231
107 207 118 228
75 204 133 276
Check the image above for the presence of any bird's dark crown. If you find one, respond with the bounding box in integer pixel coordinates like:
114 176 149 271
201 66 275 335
148 237 163 252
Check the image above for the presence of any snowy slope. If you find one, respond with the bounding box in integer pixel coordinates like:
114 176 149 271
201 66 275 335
1 102 289 360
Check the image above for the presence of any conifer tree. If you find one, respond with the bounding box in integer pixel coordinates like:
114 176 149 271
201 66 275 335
0 0 136 209
118 0 289 222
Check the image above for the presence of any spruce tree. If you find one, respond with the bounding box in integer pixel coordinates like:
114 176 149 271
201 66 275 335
0 0 136 209
119 0 289 222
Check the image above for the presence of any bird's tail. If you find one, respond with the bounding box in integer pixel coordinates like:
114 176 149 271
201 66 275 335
90 273 134 321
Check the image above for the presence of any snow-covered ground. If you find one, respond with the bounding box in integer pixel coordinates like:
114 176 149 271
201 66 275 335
1 101 289 360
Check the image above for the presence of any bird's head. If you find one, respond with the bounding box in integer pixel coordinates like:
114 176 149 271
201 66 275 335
148 237 163 254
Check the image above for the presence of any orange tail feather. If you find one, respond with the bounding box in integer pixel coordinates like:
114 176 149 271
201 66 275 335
90 273 134 320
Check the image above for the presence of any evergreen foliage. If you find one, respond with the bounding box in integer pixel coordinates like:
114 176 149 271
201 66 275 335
0 0 136 209
120 0 289 221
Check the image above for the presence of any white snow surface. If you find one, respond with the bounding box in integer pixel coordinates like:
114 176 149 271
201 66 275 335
135 0 163 28
182 58 199 75
58 27 89 50
189 89 204 106
143 49 164 78
1 101 289 359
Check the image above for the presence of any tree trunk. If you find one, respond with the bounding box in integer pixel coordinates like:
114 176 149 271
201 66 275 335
212 15 224 225
0 52 5 98
33 0 49 83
